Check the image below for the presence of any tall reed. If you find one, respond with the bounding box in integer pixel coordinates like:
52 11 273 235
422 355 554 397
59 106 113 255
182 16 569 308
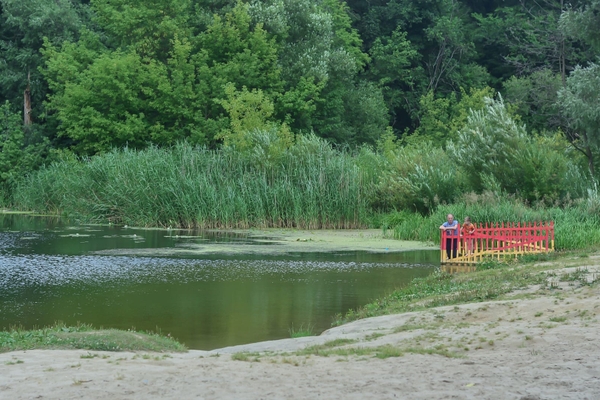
14 139 376 229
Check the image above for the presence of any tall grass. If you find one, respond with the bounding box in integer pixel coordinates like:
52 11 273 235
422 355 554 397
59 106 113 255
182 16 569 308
13 138 377 229
388 192 600 250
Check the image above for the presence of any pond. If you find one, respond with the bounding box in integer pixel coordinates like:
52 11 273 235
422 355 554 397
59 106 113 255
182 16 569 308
0 214 439 350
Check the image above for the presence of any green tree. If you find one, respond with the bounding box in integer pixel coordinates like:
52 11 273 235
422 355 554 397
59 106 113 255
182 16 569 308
560 0 600 51
92 0 192 59
42 1 283 154
0 101 49 200
216 82 293 153
473 1 576 82
411 86 495 145
558 1 600 176
249 0 387 144
424 1 487 93
557 62 600 176
503 69 564 133
347 0 490 133
0 0 88 129
375 140 466 214
367 28 421 126
448 95 586 202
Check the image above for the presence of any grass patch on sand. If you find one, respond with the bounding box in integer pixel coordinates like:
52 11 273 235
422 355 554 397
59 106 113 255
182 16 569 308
231 352 262 362
289 324 315 338
0 323 187 353
296 342 460 359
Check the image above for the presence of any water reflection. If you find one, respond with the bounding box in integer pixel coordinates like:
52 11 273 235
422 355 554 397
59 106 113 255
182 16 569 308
440 265 477 274
0 214 439 350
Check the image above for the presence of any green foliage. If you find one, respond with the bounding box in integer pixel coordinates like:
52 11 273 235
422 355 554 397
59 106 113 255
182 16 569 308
1 0 598 157
288 324 314 338
474 3 580 79
4 0 600 222
503 69 564 133
448 95 527 193
0 0 88 122
216 83 293 155
0 103 25 188
448 95 587 203
368 27 421 120
92 0 192 58
423 1 486 92
376 127 401 160
249 0 363 83
475 259 507 271
558 62 600 175
352 0 490 131
309 79 388 145
320 0 369 68
374 140 466 214
334 81 389 145
560 1 600 52
248 0 386 144
381 210 430 241
0 102 49 203
412 86 494 145
42 1 283 153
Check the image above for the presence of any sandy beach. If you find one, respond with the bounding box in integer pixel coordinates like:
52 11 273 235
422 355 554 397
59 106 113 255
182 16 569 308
2 262 600 399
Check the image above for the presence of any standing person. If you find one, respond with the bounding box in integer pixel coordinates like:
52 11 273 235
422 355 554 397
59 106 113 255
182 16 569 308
461 216 476 255
440 214 459 259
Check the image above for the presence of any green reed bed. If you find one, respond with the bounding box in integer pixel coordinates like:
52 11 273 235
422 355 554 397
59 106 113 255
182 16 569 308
13 141 376 229
387 195 600 250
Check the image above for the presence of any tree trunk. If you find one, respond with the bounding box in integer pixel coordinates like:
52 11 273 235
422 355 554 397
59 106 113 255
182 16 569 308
24 72 32 127
560 0 566 87
586 145 595 177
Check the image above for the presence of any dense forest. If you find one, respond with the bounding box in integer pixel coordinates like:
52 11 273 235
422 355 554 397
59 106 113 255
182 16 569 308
2 1 600 240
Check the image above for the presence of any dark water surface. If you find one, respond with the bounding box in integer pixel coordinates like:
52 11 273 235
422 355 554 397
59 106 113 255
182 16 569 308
0 214 438 350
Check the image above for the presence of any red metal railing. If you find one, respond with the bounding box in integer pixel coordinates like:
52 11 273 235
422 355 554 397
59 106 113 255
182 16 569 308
441 221 554 264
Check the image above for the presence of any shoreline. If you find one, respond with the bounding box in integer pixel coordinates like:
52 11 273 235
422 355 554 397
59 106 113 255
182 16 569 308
2 255 600 399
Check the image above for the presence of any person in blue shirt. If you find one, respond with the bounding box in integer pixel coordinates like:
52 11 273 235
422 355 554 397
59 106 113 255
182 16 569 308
439 214 459 259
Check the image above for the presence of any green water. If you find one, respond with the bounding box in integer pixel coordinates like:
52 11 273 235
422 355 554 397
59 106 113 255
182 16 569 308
0 214 438 350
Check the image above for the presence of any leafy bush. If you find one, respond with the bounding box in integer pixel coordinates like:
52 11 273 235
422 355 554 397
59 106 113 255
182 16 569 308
448 95 588 204
411 86 495 145
375 140 466 214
